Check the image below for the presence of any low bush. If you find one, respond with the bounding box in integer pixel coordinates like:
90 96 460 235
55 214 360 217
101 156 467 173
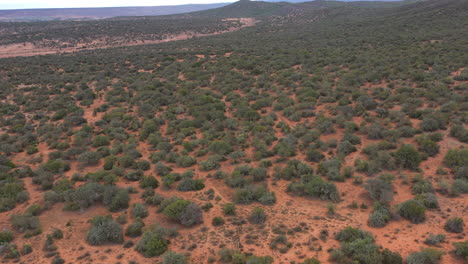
406 248 444 264
135 228 169 257
330 227 402 264
222 203 236 216
212 216 225 226
233 184 276 205
163 251 188 264
453 241 468 261
398 199 426 224
162 199 203 226
394 145 422 170
445 217 464 233
131 203 148 219
0 230 13 245
86 215 123 245
368 203 392 228
125 219 145 237
248 207 267 224
423 233 445 246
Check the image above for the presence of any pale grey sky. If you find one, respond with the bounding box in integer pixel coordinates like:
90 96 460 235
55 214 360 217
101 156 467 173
0 0 236 10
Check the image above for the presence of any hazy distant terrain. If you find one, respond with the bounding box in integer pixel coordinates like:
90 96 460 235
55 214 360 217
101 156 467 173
0 3 229 21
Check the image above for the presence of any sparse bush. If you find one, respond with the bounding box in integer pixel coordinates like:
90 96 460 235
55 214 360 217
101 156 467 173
222 203 236 216
365 178 393 204
453 241 468 261
424 233 445 246
0 230 13 245
444 149 468 171
368 203 392 228
163 251 187 264
248 207 266 224
125 219 145 237
132 203 148 219
406 248 444 264
445 217 464 233
212 216 225 226
86 215 123 245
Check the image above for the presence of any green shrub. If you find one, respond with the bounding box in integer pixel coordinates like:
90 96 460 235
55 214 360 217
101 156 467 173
86 216 123 245
444 149 468 170
453 241 468 261
368 203 392 228
300 258 321 264
406 248 444 264
125 219 145 237
222 203 236 216
398 199 426 224
162 199 203 226
177 177 205 192
135 229 169 257
416 193 439 209
139 175 159 189
411 177 434 195
10 214 41 235
163 251 187 264
93 135 110 147
233 185 276 205
21 244 33 255
331 227 402 264
445 217 464 233
365 178 393 204
423 233 445 246
0 230 13 245
395 145 422 170
212 216 225 226
131 203 148 219
248 207 267 225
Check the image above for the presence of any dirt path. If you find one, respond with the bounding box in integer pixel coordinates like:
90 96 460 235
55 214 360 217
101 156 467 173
0 18 256 59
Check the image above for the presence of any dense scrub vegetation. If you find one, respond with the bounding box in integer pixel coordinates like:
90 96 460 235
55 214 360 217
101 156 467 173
0 0 467 263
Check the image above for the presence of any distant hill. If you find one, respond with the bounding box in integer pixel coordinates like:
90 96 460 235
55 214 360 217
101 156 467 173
176 0 404 19
0 3 229 21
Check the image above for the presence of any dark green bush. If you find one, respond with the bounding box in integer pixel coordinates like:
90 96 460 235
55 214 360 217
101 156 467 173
135 228 169 257
222 203 236 216
0 230 13 245
394 145 422 170
125 219 145 237
444 217 464 233
139 175 159 189
212 216 225 226
248 207 266 224
398 199 426 224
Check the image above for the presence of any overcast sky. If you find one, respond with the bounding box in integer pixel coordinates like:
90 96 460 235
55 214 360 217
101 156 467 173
0 0 237 10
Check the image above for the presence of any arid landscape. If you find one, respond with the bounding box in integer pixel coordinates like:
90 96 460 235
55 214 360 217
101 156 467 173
0 0 467 264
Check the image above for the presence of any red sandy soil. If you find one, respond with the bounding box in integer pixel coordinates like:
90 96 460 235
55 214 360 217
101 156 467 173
0 18 256 59
1 68 467 264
